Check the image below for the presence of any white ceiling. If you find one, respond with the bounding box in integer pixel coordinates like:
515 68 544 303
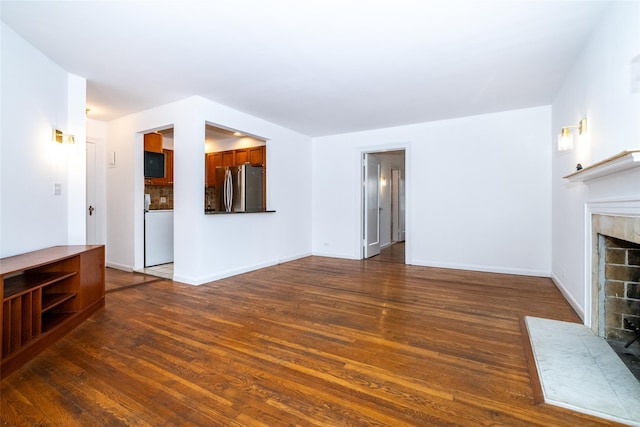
1 0 612 137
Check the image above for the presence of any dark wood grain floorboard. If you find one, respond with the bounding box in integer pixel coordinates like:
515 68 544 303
1 255 624 426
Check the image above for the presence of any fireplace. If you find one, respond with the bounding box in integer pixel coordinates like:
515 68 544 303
593 221 640 341
563 151 640 334
552 150 640 421
564 151 640 380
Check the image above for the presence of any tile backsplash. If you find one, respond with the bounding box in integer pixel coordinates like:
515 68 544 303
205 187 217 210
145 185 173 210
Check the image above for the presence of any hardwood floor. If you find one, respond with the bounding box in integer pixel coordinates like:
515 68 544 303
372 242 406 263
1 257 623 426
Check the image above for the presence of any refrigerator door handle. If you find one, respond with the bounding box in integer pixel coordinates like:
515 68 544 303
224 169 228 211
238 167 244 212
225 168 233 212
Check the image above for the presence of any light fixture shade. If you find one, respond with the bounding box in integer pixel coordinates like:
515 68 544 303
557 127 573 151
53 128 75 144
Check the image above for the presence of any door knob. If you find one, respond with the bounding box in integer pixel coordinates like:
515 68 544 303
88 206 95 216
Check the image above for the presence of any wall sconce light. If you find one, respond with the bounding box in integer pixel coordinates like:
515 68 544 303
53 128 75 144
557 118 587 151
381 175 387 186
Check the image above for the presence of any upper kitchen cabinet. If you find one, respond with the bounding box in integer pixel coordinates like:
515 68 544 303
161 149 174 185
235 148 248 165
205 152 221 187
221 150 235 167
144 133 163 153
248 146 265 166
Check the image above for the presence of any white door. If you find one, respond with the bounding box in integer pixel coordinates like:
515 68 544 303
364 153 381 258
86 142 97 244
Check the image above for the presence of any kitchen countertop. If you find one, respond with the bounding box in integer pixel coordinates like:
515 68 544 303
204 210 275 215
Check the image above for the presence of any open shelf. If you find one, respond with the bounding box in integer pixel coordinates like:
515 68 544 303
3 272 77 300
41 312 76 334
42 293 77 313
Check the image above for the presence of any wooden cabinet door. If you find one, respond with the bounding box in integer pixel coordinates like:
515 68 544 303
206 153 221 187
221 151 235 167
77 246 105 310
164 149 173 185
248 146 265 166
235 148 248 165
144 133 163 153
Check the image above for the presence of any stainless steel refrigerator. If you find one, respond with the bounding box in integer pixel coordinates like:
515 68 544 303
215 164 263 212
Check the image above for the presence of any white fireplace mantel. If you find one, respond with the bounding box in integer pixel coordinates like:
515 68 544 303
564 149 640 184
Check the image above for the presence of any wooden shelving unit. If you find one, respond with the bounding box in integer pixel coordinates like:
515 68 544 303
0 245 105 378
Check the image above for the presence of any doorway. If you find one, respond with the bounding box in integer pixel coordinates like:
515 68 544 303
362 149 406 261
141 127 175 279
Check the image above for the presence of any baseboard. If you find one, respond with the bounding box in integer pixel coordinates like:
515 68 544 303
278 252 312 264
311 251 360 260
176 259 280 285
550 272 585 321
410 259 550 278
106 261 133 272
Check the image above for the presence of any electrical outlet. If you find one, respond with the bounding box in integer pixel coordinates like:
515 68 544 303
160 197 166 204
53 183 62 195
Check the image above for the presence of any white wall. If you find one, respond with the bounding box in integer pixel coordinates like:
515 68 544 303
312 106 552 276
551 2 640 319
106 96 312 284
0 23 86 257
66 74 88 244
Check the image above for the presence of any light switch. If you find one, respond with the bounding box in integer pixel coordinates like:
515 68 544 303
53 183 62 195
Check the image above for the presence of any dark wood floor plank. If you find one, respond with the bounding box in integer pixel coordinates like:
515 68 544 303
1 245 625 426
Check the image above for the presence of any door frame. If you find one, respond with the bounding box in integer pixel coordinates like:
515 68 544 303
358 144 410 263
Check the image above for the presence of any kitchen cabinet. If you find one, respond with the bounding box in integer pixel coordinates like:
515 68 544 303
163 149 174 185
228 146 263 166
144 133 163 153
1 245 105 377
235 148 248 165
205 152 221 187
221 150 235 167
248 146 265 166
